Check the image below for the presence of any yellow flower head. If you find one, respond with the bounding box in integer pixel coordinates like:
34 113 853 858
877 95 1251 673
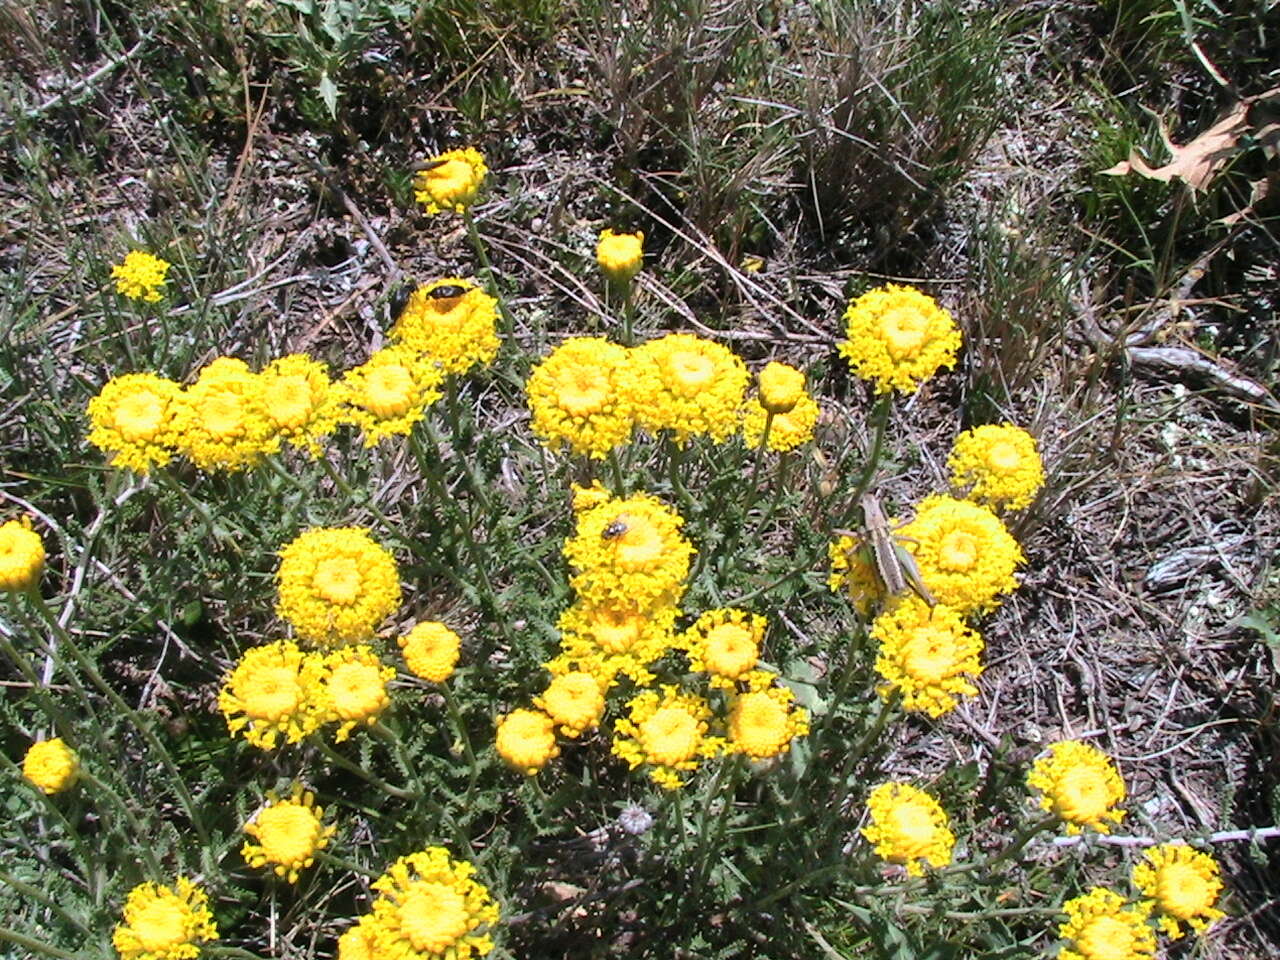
1058 888 1155 960
0 516 44 594
259 354 341 457
948 423 1045 511
526 337 635 459
112 250 171 303
112 878 218 960
596 228 644 285
726 672 809 760
564 492 695 610
367 847 500 959
22 737 78 794
551 594 680 689
398 621 462 683
337 917 381 960
756 361 806 415
535 671 605 738
827 534 883 617
242 783 336 883
87 373 186 474
276 527 402 646
338 346 445 446
898 495 1023 614
1027 740 1126 834
414 148 488 215
743 389 820 452
624 333 749 444
219 639 330 749
1132 843 1225 939
495 708 559 775
838 284 961 394
324 645 396 741
872 597 983 717
177 357 277 471
570 480 613 514
862 782 955 876
389 278 501 376
612 686 724 790
680 608 765 688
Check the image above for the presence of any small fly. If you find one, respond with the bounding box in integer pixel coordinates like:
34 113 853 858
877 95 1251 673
427 283 469 300
602 519 628 540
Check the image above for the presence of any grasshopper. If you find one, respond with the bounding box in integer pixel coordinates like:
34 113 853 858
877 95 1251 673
836 493 936 607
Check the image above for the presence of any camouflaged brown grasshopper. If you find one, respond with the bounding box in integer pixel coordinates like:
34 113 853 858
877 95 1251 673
836 493 936 607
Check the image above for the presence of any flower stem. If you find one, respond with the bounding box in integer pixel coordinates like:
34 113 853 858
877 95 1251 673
314 738 418 801
608 447 627 496
440 684 480 801
463 209 515 341
849 393 891 513
0 926 91 960
621 281 637 346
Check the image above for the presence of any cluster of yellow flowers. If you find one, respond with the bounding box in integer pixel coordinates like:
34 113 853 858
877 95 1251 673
337 847 499 960
838 283 962 394
495 485 808 789
111 250 172 302
86 281 498 473
526 335 820 459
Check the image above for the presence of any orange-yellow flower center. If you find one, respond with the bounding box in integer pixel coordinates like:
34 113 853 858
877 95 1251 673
114 390 166 441
703 623 757 677
556 365 611 417
612 518 666 570
363 365 415 418
880 307 929 360
264 375 315 428
901 628 955 684
201 394 246 438
638 706 699 766
664 350 716 395
329 662 386 719
312 557 361 605
131 897 187 952
426 160 477 197
1055 765 1112 823
1073 915 1138 960
256 804 322 865
986 440 1022 473
1156 862 1214 918
542 673 603 729
240 666 301 721
884 802 936 860
937 530 980 571
398 881 471 954
591 607 643 653
731 692 788 755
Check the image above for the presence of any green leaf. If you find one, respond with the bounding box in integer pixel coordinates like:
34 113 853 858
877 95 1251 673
318 72 339 118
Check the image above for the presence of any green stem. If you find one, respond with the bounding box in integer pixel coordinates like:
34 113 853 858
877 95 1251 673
608 447 627 496
463 209 515 340
313 738 418 801
25 591 210 845
760 451 793 528
315 851 377 878
0 926 91 960
79 771 164 876
155 470 214 537
953 815 1060 876
372 722 428 799
692 756 739 894
740 411 774 523
621 281 637 346
849 393 891 515
440 684 480 801
0 870 92 936
664 436 695 517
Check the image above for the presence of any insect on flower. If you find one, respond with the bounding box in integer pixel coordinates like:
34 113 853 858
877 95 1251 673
428 283 469 300
835 493 935 607
602 519 629 540
388 281 415 322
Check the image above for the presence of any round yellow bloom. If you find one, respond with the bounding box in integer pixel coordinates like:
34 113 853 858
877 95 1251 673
495 708 559 775
276 527 402 646
338 346 445 446
324 645 395 741
872 597 983 717
112 877 218 960
680 608 765 688
389 278 501 376
612 686 723 790
337 917 381 960
22 738 78 794
535 671 605 738
727 673 809 760
367 847 499 960
862 782 955 876
827 535 883 617
838 284 961 394
624 333 749 444
87 373 186 474
1058 888 1155 960
414 148 488 215
1027 740 1126 834
563 492 695 610
743 390 820 452
260 354 341 457
948 423 1045 511
242 783 336 883
570 480 613 514
112 250 171 303
756 361 806 415
219 639 330 749
596 228 644 285
398 621 462 683
0 516 44 594
551 595 679 689
526 337 635 459
1132 843 1225 939
898 495 1023 614
177 357 277 472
